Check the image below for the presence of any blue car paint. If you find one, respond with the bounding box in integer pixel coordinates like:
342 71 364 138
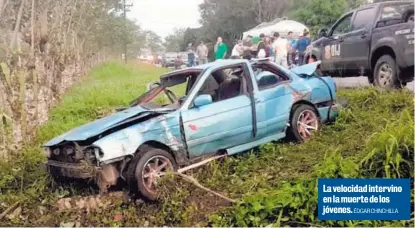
290 61 322 76
43 105 152 146
44 59 339 166
92 112 184 164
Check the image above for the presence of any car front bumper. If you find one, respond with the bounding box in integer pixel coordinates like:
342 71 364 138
45 160 96 179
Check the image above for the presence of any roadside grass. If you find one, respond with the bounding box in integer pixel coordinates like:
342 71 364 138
0 62 413 227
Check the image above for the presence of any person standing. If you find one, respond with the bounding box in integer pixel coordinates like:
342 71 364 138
214 37 228 60
295 31 311 66
257 34 267 58
272 32 288 68
187 42 196 67
286 31 294 67
265 36 272 58
242 35 254 60
231 40 244 59
196 40 209 65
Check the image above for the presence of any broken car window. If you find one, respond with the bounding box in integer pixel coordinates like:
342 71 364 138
135 71 202 110
196 66 246 103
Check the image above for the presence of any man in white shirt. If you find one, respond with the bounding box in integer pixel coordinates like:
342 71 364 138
272 32 288 68
231 40 244 59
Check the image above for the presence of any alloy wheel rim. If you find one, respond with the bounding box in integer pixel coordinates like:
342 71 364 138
378 63 393 87
140 155 173 193
297 110 318 139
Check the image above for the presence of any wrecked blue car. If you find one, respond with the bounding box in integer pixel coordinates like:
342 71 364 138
43 59 340 200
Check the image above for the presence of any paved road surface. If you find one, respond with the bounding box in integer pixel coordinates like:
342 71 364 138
333 76 414 92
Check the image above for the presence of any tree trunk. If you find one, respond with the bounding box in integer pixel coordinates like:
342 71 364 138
10 0 26 51
0 0 4 19
30 0 35 55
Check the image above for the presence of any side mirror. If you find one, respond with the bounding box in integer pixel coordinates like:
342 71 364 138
193 94 212 107
317 28 328 37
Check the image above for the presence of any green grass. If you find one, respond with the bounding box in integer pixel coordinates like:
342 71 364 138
36 62 168 145
0 62 413 227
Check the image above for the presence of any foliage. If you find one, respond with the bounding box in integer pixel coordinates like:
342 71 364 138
171 0 368 50
293 0 348 35
144 30 164 54
0 0 149 158
361 109 414 178
210 87 414 227
164 28 186 52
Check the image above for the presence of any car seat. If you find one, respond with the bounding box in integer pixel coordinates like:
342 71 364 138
217 77 241 101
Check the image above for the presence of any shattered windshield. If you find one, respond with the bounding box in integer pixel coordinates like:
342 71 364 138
130 69 202 110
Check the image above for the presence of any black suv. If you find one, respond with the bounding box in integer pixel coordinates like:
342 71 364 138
305 1 414 88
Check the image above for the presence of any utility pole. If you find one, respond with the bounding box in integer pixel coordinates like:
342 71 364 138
123 0 133 63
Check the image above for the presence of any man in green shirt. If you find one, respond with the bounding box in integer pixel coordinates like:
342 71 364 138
214 37 228 60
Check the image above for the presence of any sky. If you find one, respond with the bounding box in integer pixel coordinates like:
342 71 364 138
129 0 204 39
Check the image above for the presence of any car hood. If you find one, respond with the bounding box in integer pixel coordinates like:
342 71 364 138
43 105 166 147
290 61 322 77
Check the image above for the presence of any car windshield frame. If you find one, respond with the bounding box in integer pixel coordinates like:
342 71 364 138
130 68 204 110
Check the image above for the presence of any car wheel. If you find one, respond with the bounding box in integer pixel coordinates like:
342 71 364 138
373 55 403 89
127 148 177 200
287 104 321 142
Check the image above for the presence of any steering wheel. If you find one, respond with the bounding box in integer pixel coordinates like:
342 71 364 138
164 89 178 103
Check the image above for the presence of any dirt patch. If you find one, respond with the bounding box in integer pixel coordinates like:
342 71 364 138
185 190 232 226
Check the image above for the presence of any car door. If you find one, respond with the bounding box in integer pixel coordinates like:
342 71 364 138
180 64 254 159
251 63 292 139
325 12 353 76
342 7 376 74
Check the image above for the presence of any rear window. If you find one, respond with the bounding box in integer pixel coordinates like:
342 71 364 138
352 8 376 30
380 3 411 20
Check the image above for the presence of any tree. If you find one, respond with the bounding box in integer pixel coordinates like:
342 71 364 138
0 0 147 157
347 0 366 9
164 28 185 52
144 30 163 53
293 0 348 35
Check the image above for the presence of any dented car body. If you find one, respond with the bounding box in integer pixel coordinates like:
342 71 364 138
43 59 340 199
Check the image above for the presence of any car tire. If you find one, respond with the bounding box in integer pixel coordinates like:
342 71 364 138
286 104 321 142
127 148 177 200
402 8 414 22
373 55 403 89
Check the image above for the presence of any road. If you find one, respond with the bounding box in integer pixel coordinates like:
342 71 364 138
333 76 414 92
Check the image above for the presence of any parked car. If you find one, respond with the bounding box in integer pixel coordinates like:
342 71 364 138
173 55 185 69
305 0 414 88
179 52 189 66
43 59 340 200
161 52 178 68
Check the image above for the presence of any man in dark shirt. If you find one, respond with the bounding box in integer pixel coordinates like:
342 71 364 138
295 31 311 66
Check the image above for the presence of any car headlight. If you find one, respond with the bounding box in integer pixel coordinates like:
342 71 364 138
43 147 51 158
